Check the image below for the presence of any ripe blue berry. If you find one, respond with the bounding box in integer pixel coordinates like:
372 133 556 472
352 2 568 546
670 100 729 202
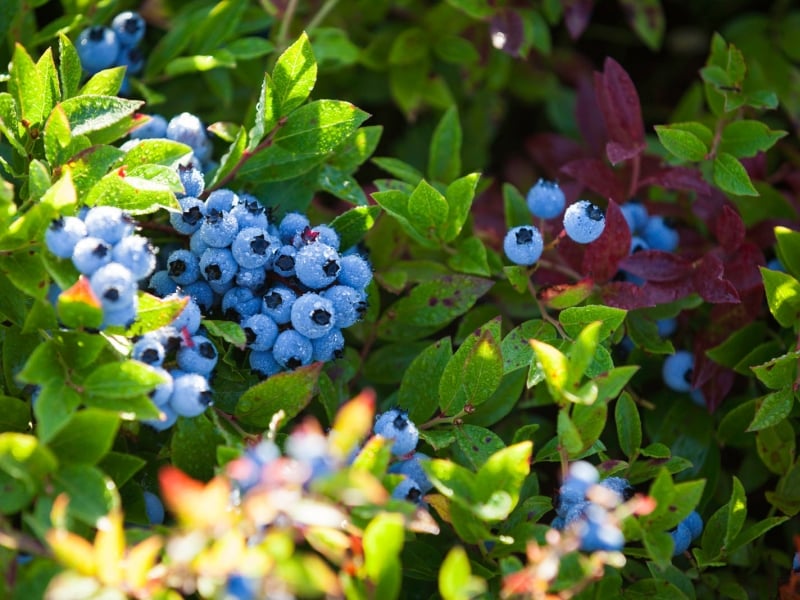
90 263 137 312
242 313 279 351
112 234 156 279
662 350 693 393
630 236 649 254
102 299 138 329
373 409 419 456
205 189 238 214
657 318 677 338
309 225 341 250
143 403 178 431
169 373 212 418
170 196 205 235
76 26 120 75
599 476 633 501
272 245 297 277
166 113 210 161
46 216 87 258
230 194 269 231
148 270 179 297
111 11 146 48
279 212 310 244
643 216 679 252
132 336 166 366
683 511 703 540
294 242 341 289
391 478 425 504
389 453 432 493
563 200 606 244
130 114 168 140
176 335 218 376
199 247 238 284
249 350 282 378
578 508 625 552
272 329 313 370
311 328 345 362
167 249 200 286
148 366 173 407
84 206 134 245
222 286 262 321
527 179 565 219
182 281 214 313
670 522 692 556
143 491 165 525
189 230 209 256
200 209 239 248
177 164 205 198
116 46 144 76
169 295 202 334
262 286 296 324
504 225 543 266
231 227 277 270
620 202 649 234
235 267 266 290
290 293 336 339
337 253 372 289
322 285 367 328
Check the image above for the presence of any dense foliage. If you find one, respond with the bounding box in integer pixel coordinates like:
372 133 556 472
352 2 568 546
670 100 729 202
1 1 800 598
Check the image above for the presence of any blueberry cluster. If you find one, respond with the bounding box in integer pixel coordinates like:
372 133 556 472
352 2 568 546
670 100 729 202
76 11 146 92
551 461 631 552
148 188 371 379
372 409 431 505
45 206 156 328
620 201 679 253
132 294 216 430
669 510 703 556
503 179 606 266
127 112 214 170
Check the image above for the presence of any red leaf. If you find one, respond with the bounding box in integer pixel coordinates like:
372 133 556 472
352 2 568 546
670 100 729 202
639 278 695 305
600 281 655 309
712 204 745 252
692 346 736 414
560 158 627 203
640 166 713 196
526 133 586 178
563 0 595 39
575 77 607 158
691 254 740 304
593 58 646 165
579 199 632 282
618 250 691 282
490 9 525 57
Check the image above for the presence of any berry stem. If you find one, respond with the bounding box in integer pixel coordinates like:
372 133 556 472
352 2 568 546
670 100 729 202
528 278 571 341
420 410 466 430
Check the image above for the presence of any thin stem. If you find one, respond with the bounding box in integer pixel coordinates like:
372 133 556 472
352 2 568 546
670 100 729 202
536 258 583 281
307 0 340 32
276 0 300 51
420 411 466 430
528 277 570 340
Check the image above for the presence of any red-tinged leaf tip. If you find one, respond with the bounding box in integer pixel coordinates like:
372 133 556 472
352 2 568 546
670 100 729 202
330 389 376 457
712 204 745 252
692 254 740 304
158 466 231 527
579 200 631 283
594 58 646 165
563 0 596 39
60 275 101 307
618 250 691 282
539 278 595 309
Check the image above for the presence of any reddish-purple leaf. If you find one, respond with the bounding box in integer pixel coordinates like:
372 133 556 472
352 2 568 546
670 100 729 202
490 9 525 57
600 281 655 310
579 200 632 282
575 77 607 158
692 339 736 414
618 250 691 282
563 0 595 39
712 204 745 252
691 254 739 304
639 278 694 305
640 166 713 196
526 133 586 178
593 58 646 165
721 243 764 292
560 158 627 203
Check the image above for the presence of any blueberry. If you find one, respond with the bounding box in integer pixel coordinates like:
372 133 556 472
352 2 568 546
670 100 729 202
662 350 694 393
181 281 215 313
388 452 432 493
199 247 238 284
84 206 134 245
311 328 345 362
102 298 138 329
170 196 206 235
670 522 692 556
90 262 138 312
599 476 633 501
148 270 179 297
230 196 270 231
643 216 679 252
177 164 205 198
168 373 212 418
115 46 144 76
504 225 544 266
793 551 800 573
143 403 178 431
373 409 419 456
563 200 606 244
656 318 677 338
111 11 146 48
564 500 590 525
205 189 238 214
45 216 87 258
167 249 200 286
235 267 267 290
143 491 165 525
261 285 296 324
112 234 156 280
391 478 425 504
148 366 174 407
130 114 168 140
208 278 234 297
683 511 703 540
336 253 372 290
309 225 341 250
76 26 120 75
132 335 166 366
620 202 649 234
231 227 277 270
242 313 279 351
271 329 313 370
290 293 336 339
629 236 649 254
176 335 218 376
168 294 202 334
225 574 258 600
767 257 785 272
294 242 341 289
526 179 565 219
272 244 297 277
189 229 210 256
166 113 210 161
278 212 310 245
222 286 262 321
578 518 625 552
249 349 282 378
200 209 239 248
322 285 367 328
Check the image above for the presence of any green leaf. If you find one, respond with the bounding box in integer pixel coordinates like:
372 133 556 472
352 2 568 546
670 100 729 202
36 48 61 120
318 164 367 205
52 464 118 526
47 409 119 465
83 360 165 400
559 305 627 340
330 205 381 250
425 458 477 504
567 321 602 384
626 312 675 354
171 414 222 481
58 95 144 138
439 546 483 600
442 173 480 242
308 28 360 68
713 152 758 196
725 476 747 550
705 321 767 368
447 237 490 276
363 513 404 600
58 34 82 99
719 120 786 158
0 395 30 433
557 409 583 455
226 36 275 59
408 179 448 241
127 293 188 337
475 442 532 521
619 0 665 50
756 421 795 475
729 516 790 555
428 106 462 183
327 125 382 172
775 225 800 280
9 43 46 128
164 51 237 76
249 72 277 148
398 338 452 423
439 330 504 416
760 267 800 328
444 0 494 18
501 320 557 374
0 93 26 156
192 0 248 54
654 123 710 162
571 401 606 450
530 339 569 397
453 425 505 472
123 139 193 169
80 66 126 96
0 1 21 55
98 451 146 489
371 157 424 185
235 363 322 428
0 433 57 513
272 32 317 115
615 392 642 458
85 170 180 215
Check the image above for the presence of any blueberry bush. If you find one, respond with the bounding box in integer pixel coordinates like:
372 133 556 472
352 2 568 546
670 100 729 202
1 0 800 598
